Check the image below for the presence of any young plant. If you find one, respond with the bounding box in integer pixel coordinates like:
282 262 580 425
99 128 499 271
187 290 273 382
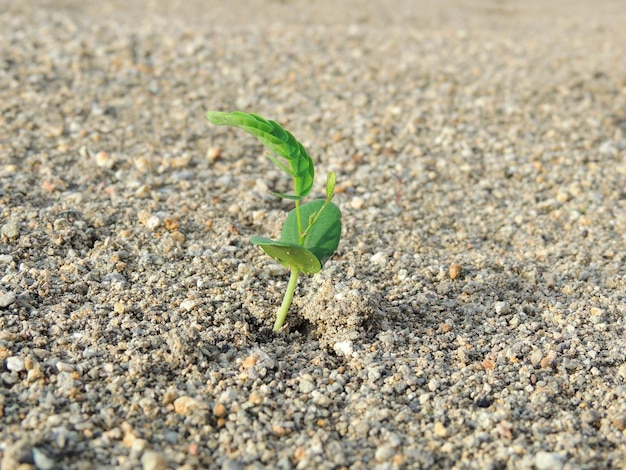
206 111 342 331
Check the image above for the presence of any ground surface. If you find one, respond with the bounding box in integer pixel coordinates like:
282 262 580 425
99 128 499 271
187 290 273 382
1 1 626 469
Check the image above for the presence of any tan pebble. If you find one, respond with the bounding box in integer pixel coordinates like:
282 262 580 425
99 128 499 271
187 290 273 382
135 184 151 198
137 210 151 225
123 430 137 447
433 421 448 437
133 156 153 172
216 417 226 428
78 145 90 158
24 356 35 371
0 346 10 360
482 358 495 370
242 354 258 369
272 423 294 436
207 146 222 163
162 389 178 406
95 150 115 169
612 415 626 431
174 396 201 415
540 351 557 369
248 391 263 405
171 154 191 168
213 403 227 418
449 263 463 279
170 231 185 244
293 447 306 462
163 218 179 231
350 196 364 210
27 364 44 383
47 125 64 137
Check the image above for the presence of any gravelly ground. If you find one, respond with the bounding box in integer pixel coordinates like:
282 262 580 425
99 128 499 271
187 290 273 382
1 1 626 469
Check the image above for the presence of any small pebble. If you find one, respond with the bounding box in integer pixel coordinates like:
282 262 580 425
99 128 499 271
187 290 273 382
612 415 626 431
299 378 315 394
333 340 354 357
535 451 565 470
493 301 510 315
6 356 25 372
1 4 624 470
141 450 168 470
350 196 365 209
207 146 222 162
370 252 388 267
449 263 462 279
32 447 56 470
174 396 202 415
1 223 19 240
374 444 396 461
0 291 17 308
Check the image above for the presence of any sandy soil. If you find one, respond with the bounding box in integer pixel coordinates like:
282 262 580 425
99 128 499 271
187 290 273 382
1 1 626 468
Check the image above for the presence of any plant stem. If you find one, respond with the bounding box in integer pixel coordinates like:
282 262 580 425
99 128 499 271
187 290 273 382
294 198 304 245
273 267 300 332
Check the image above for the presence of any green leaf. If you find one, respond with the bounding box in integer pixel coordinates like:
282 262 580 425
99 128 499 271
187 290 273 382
250 237 322 274
281 200 342 266
251 200 341 274
325 171 336 199
269 191 302 200
206 111 314 199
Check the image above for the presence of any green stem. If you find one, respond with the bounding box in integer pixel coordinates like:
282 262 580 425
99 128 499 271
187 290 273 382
273 267 300 332
294 199 304 245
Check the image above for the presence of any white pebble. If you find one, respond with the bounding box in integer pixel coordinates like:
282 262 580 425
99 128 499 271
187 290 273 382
6 356 25 372
333 340 354 357
32 448 55 470
299 378 315 393
141 450 168 470
146 215 161 230
535 451 565 470
370 252 388 267
0 291 17 308
268 264 288 276
494 301 510 315
374 444 396 461
350 196 364 209
180 299 198 312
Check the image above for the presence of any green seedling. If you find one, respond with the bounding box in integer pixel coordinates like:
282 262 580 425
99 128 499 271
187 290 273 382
206 111 342 331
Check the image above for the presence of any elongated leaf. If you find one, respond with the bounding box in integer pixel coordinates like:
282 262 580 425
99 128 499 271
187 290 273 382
250 237 321 274
206 111 314 198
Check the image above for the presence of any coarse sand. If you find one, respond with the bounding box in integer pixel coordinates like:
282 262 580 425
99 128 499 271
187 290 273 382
1 1 626 468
